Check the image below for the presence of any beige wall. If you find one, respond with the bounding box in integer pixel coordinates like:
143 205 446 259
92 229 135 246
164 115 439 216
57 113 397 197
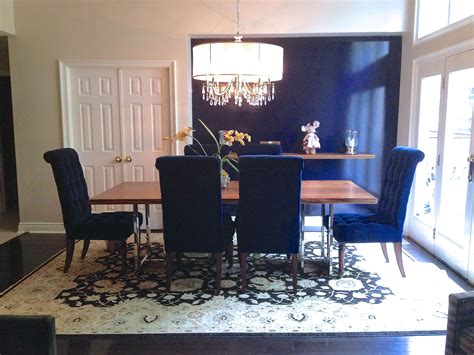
9 0 406 232
0 0 15 35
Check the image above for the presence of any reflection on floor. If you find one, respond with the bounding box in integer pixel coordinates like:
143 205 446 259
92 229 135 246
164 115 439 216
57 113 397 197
0 211 19 245
0 233 64 294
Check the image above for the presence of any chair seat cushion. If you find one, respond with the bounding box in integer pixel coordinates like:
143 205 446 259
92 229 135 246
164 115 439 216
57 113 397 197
324 213 402 243
70 212 143 240
460 326 474 354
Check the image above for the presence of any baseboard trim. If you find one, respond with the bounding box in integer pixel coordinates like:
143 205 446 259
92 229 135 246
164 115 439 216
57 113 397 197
18 222 65 234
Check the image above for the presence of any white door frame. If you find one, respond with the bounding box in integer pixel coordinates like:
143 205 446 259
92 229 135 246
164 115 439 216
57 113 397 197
59 60 178 155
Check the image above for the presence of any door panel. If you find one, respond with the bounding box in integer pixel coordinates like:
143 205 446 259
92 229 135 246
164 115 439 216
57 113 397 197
410 59 444 252
120 67 172 228
69 67 122 213
434 50 474 279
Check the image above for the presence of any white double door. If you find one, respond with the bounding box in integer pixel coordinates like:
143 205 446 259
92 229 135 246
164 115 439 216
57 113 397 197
64 63 173 229
410 49 474 284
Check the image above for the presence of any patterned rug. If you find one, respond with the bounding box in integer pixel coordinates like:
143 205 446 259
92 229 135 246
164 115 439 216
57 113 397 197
0 235 459 335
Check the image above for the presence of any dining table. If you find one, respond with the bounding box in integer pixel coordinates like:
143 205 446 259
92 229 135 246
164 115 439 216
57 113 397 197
90 180 378 274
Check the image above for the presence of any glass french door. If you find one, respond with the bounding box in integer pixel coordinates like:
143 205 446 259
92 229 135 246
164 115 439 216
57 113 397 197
412 49 474 283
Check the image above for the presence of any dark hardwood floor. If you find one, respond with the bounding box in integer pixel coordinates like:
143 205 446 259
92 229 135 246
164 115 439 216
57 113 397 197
2 233 470 354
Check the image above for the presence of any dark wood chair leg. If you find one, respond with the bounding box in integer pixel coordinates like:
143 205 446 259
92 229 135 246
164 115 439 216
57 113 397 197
394 242 406 277
239 252 247 292
176 252 183 268
166 252 173 292
381 243 389 262
64 239 75 273
81 239 90 259
215 252 222 293
226 241 234 268
291 253 298 295
119 241 127 274
338 243 345 276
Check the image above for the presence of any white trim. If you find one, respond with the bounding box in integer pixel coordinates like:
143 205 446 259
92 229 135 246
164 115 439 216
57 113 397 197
18 222 65 234
415 15 474 45
58 60 178 151
408 39 474 148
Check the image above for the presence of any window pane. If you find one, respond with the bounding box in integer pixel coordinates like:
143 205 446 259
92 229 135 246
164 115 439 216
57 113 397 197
438 67 474 244
414 75 441 226
449 0 474 24
417 0 449 38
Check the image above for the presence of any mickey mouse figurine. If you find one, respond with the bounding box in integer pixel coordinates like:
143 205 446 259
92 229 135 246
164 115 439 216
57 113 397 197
301 120 321 154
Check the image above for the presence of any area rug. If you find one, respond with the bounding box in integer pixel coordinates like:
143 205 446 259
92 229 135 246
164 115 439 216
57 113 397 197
0 236 460 335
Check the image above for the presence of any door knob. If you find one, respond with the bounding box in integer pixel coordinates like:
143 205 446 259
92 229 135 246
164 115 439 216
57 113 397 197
125 155 133 163
114 156 122 163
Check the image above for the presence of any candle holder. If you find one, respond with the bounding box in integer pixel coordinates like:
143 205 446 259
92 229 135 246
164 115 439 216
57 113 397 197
344 130 359 155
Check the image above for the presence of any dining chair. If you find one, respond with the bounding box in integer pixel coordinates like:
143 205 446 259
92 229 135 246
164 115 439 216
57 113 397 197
155 156 235 292
44 148 142 273
184 143 236 265
326 146 425 276
237 156 304 294
184 143 231 157
232 143 282 156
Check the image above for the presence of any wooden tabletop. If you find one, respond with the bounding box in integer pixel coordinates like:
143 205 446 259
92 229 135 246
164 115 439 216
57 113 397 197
282 153 375 159
90 180 378 205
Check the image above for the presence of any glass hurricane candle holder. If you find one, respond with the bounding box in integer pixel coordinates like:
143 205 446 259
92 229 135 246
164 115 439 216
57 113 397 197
344 129 359 155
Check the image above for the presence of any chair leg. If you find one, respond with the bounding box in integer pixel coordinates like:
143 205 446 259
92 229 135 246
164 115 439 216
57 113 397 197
394 242 406 277
81 239 90 259
381 243 389 262
176 252 183 268
118 240 127 274
291 253 298 295
225 241 234 268
239 252 247 292
166 252 173 292
338 243 345 276
64 239 75 273
215 252 222 293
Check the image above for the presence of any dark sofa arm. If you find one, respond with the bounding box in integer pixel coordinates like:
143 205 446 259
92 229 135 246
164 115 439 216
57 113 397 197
0 315 56 355
446 291 474 355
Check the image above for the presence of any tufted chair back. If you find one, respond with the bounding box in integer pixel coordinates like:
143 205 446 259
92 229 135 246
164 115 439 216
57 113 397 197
155 156 224 253
232 143 282 156
237 156 303 254
184 143 231 157
377 146 425 230
43 148 91 234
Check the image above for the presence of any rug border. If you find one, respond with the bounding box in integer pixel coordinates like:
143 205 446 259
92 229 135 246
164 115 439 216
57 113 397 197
56 330 446 337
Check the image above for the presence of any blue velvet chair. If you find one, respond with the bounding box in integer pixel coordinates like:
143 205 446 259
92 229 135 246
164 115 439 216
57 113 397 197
232 143 282 156
44 148 143 273
155 156 235 292
327 146 424 276
237 156 303 294
184 143 231 157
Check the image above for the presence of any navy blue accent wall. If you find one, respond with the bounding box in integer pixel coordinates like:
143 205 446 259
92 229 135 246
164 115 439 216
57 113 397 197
191 36 402 213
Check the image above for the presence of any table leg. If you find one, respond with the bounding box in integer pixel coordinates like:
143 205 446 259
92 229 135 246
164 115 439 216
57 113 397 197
300 203 305 269
321 204 326 258
328 203 334 275
145 204 152 257
133 203 140 272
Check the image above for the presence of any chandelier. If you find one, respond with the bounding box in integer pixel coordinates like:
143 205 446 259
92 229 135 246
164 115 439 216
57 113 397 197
192 0 283 107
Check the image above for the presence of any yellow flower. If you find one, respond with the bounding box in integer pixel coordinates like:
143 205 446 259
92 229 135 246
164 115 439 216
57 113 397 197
224 130 235 144
171 127 193 142
245 133 251 143
234 131 246 145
